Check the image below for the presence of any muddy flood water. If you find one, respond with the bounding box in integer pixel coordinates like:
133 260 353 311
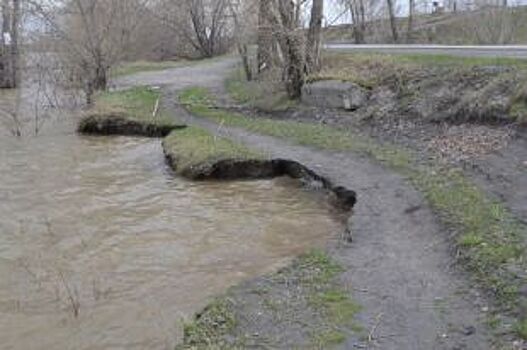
0 118 343 349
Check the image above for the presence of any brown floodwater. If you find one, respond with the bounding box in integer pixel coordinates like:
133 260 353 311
0 117 343 349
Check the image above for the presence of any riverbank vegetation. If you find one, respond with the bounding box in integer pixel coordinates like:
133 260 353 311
162 126 264 178
180 86 527 339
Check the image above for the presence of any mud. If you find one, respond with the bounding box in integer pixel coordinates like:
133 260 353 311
163 151 356 210
78 114 185 137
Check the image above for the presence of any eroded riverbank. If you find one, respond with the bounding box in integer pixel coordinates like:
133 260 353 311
0 122 346 349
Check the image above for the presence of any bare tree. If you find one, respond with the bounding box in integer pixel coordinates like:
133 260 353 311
254 0 325 99
151 0 235 58
257 0 275 74
306 0 324 73
228 0 258 80
29 0 146 103
407 0 414 42
0 0 20 88
386 0 398 42
342 0 367 43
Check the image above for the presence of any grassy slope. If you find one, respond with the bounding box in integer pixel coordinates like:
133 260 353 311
313 51 527 85
309 52 527 125
180 86 527 339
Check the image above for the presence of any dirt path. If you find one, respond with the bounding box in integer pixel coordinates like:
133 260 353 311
115 60 493 349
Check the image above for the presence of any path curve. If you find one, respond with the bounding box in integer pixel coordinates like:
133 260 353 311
114 59 493 350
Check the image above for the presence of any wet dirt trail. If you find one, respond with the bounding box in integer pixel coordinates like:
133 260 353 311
115 59 493 349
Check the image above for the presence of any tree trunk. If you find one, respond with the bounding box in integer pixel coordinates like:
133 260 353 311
407 0 414 43
238 44 253 81
257 0 274 74
284 31 304 99
386 0 399 43
277 0 304 99
305 0 323 74
1 0 17 88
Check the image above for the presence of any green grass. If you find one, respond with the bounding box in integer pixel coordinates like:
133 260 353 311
516 320 527 340
162 126 263 176
296 250 362 347
180 299 237 349
111 60 186 77
225 69 297 112
180 86 527 338
92 86 176 127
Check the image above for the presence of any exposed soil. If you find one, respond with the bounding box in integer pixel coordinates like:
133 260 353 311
113 60 502 349
78 113 185 137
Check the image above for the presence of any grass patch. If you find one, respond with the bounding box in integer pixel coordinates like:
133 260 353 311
180 299 237 349
162 126 263 175
111 60 186 77
92 86 175 126
180 86 527 338
225 69 298 112
312 330 347 347
516 320 527 340
295 250 362 347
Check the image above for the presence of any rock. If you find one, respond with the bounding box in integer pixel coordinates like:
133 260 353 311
301 80 368 111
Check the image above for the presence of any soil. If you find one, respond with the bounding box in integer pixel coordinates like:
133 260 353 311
113 59 518 349
78 114 185 137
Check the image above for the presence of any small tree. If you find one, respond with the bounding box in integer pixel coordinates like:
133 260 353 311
29 0 146 104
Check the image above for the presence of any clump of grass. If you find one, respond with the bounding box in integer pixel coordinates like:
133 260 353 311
162 126 263 175
180 299 237 349
295 250 362 347
516 320 527 340
181 86 527 338
509 82 527 125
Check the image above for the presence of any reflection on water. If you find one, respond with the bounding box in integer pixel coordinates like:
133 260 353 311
0 125 342 349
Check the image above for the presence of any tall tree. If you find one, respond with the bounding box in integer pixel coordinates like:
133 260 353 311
257 0 274 74
349 0 366 44
386 0 398 42
407 0 414 42
306 0 324 74
29 0 146 103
